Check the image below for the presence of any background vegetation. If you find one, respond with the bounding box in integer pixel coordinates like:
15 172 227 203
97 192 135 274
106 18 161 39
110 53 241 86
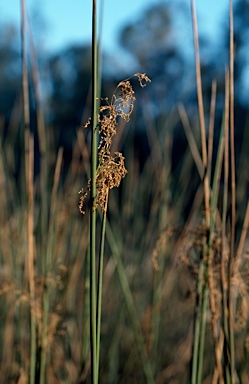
1 0 249 383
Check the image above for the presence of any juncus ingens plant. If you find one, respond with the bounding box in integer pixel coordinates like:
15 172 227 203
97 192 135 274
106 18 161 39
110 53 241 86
79 73 151 214
79 73 151 383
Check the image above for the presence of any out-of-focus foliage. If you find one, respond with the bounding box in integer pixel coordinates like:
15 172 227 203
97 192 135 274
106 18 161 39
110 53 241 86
1 0 248 192
47 45 118 152
48 45 92 130
47 44 93 163
227 0 249 104
0 24 21 133
0 0 249 133
119 2 192 111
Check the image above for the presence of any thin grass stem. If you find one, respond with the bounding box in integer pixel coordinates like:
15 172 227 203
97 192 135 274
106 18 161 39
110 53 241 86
191 0 210 228
106 221 154 384
82 234 90 367
96 189 109 378
190 2 211 381
26 133 36 384
196 270 208 384
221 68 231 381
178 104 203 177
26 8 48 276
236 201 249 261
207 116 225 384
199 89 224 383
39 148 63 384
191 259 204 384
21 1 36 381
228 1 236 379
207 80 217 182
90 1 98 382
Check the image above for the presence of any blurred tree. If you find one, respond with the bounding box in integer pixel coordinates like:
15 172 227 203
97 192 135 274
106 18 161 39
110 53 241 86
48 44 92 149
0 24 21 135
119 2 192 112
213 0 249 105
47 44 125 164
231 0 249 104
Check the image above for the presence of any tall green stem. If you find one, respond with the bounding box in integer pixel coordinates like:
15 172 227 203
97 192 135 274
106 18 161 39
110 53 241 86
228 1 235 380
96 191 109 379
90 0 98 383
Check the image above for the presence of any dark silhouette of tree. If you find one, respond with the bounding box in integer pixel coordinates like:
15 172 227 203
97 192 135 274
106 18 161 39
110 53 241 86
232 0 249 104
47 44 120 168
119 2 193 112
0 24 21 136
48 44 92 147
213 0 249 105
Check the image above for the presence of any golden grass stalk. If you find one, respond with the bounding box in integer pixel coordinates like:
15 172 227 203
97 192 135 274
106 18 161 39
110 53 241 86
26 6 48 272
21 0 36 381
207 80 217 182
25 132 36 384
39 147 63 384
190 2 210 381
191 0 210 229
208 130 225 384
221 68 230 382
178 104 203 177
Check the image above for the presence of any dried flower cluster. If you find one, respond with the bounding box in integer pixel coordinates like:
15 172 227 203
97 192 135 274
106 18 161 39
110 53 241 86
175 223 249 335
79 73 151 214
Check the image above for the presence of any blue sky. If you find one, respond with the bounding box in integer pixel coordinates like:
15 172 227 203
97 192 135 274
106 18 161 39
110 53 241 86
0 0 228 55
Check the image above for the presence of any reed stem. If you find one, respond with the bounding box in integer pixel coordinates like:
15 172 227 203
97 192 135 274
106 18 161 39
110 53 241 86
228 1 236 380
21 1 36 381
90 1 98 382
96 190 109 378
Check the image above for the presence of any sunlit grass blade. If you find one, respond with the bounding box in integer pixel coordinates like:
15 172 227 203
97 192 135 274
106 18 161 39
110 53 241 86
39 148 63 384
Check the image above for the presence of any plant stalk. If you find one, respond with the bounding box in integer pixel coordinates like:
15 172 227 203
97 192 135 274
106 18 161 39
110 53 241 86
96 190 109 379
90 0 98 383
21 1 36 382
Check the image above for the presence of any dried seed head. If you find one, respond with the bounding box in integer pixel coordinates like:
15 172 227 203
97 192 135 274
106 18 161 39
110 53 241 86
79 73 151 214
134 72 152 88
95 152 127 211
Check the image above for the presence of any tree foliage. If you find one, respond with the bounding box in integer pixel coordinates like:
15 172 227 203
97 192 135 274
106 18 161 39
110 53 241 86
119 2 190 109
0 24 21 133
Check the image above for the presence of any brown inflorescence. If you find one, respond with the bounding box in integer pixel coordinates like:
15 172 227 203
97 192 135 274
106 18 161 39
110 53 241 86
79 73 151 214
